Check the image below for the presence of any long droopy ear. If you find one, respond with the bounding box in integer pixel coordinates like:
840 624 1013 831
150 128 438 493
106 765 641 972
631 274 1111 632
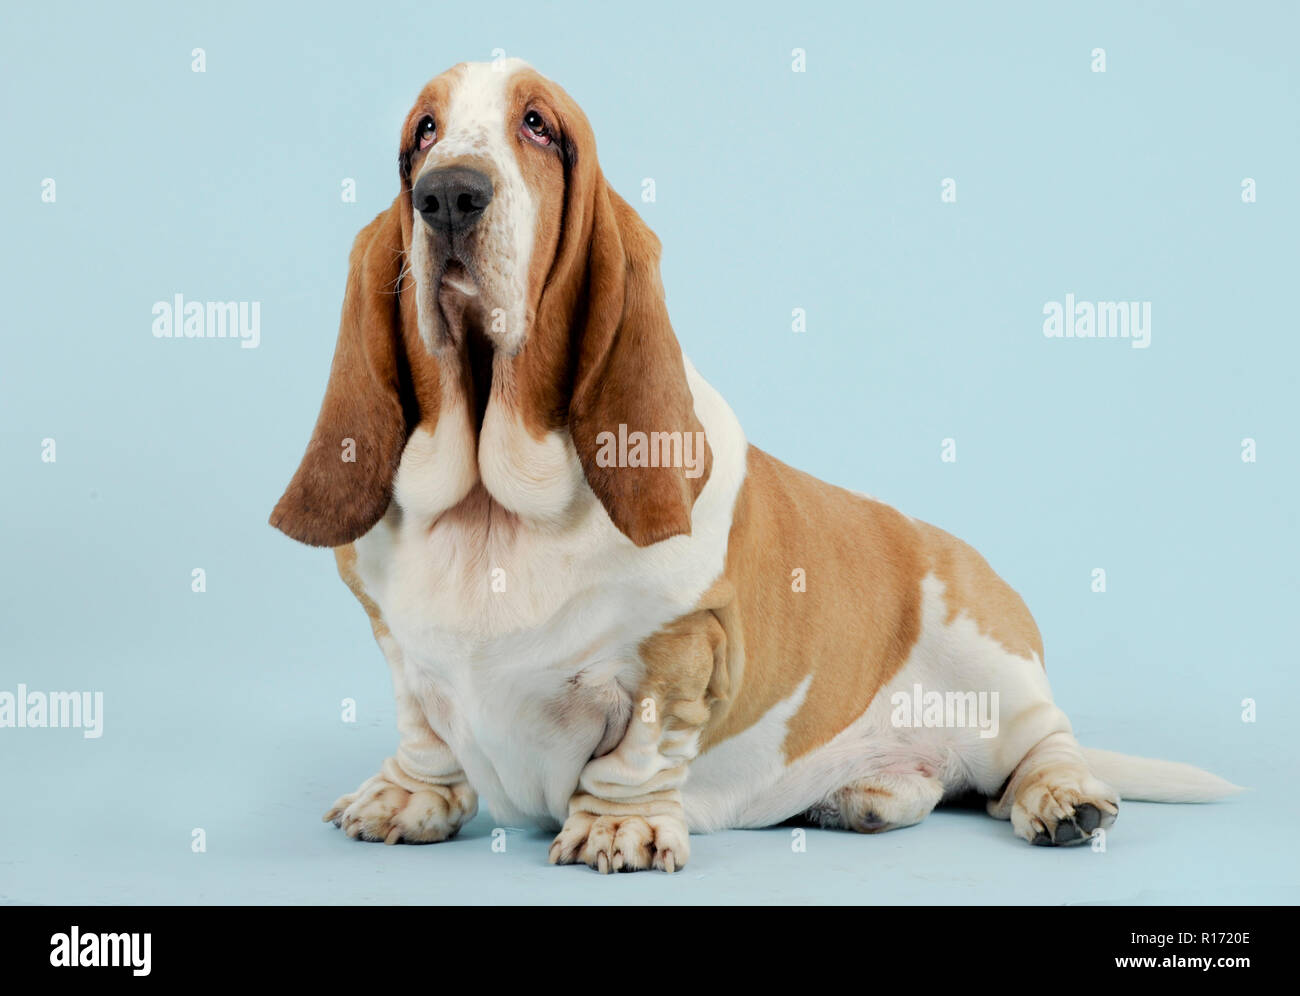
562 178 713 547
270 198 415 547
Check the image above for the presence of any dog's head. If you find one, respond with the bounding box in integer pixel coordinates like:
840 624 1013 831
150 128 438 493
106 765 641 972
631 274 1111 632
270 59 710 549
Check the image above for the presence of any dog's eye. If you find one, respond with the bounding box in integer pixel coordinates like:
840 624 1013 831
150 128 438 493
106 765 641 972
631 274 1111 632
522 110 551 146
417 116 436 151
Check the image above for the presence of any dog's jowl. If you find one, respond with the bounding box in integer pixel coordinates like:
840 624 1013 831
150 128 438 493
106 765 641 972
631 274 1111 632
270 59 1238 872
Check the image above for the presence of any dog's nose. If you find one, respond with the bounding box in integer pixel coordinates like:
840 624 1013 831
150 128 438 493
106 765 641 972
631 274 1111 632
413 167 493 233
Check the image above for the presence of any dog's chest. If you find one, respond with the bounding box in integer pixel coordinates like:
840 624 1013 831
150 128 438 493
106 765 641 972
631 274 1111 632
352 418 690 825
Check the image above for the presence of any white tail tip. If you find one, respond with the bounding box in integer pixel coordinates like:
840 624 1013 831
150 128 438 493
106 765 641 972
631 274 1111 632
1083 747 1244 803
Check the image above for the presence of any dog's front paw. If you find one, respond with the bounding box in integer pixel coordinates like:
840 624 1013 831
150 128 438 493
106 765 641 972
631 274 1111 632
324 765 476 844
1010 768 1119 846
548 811 690 873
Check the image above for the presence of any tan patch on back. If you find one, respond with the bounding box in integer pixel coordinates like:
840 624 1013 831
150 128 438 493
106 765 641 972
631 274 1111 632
699 447 927 762
334 543 389 640
914 521 1045 664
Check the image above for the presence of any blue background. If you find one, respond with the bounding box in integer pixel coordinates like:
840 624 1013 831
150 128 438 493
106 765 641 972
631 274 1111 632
2 0 1296 904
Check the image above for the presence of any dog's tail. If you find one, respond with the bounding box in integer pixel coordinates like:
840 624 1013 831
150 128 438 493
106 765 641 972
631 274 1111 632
1082 747 1243 803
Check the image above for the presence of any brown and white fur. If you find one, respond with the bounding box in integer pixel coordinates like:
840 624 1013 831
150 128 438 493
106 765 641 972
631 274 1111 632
270 59 1239 872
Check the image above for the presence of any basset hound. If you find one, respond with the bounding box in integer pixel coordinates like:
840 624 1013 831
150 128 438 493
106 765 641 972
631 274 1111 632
270 59 1237 872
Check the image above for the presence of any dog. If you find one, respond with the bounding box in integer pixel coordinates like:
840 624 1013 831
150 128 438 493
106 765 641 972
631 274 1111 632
270 59 1238 872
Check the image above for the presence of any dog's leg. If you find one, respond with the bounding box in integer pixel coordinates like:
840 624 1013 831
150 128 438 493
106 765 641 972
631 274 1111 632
988 730 1119 845
549 611 726 873
899 526 1120 846
322 674 477 844
325 547 477 844
807 769 945 833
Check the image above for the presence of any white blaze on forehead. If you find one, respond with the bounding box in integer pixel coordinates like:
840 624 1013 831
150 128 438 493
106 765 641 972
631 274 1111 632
424 59 531 162
414 59 537 354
